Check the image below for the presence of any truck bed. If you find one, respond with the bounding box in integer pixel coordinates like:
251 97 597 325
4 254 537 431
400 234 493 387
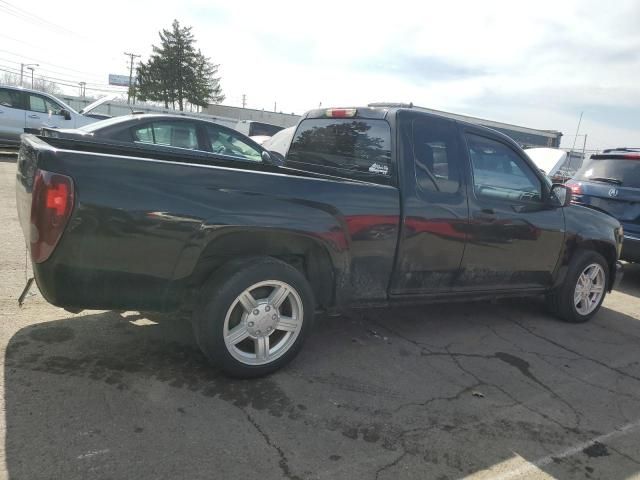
16 134 401 311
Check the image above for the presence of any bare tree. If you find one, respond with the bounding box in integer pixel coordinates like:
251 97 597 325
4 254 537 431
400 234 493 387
2 72 62 95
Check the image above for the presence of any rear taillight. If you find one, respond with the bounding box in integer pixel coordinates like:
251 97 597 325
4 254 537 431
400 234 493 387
30 169 74 263
566 180 582 196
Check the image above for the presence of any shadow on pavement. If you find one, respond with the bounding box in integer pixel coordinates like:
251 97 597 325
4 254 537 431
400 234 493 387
5 298 640 479
616 261 640 297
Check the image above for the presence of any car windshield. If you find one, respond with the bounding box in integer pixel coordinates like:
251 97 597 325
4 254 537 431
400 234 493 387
79 115 133 132
574 158 640 188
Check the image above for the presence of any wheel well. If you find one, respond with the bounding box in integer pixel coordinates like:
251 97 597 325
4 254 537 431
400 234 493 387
576 240 617 288
188 231 335 309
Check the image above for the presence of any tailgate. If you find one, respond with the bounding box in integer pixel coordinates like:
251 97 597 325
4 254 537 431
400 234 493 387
15 135 41 245
580 183 640 222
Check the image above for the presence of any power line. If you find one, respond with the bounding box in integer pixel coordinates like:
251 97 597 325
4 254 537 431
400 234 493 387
0 62 116 89
0 66 126 94
0 60 127 92
0 57 104 84
0 48 107 79
0 0 83 37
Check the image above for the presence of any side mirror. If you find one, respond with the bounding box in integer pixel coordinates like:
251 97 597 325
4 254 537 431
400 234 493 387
261 150 285 167
60 109 72 120
550 184 572 207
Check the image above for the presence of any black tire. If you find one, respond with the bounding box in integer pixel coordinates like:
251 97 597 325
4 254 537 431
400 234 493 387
193 256 315 378
546 250 609 323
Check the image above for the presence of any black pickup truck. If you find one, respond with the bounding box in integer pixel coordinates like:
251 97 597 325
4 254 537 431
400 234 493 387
16 106 624 377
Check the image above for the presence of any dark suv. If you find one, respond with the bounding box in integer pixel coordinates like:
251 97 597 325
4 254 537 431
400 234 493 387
567 148 640 262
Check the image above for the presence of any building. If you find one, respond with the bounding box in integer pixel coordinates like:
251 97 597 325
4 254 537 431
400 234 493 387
208 102 563 148
59 95 562 148
369 103 562 148
203 104 299 128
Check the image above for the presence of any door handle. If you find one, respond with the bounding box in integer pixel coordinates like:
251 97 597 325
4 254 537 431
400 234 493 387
474 209 496 221
28 114 40 119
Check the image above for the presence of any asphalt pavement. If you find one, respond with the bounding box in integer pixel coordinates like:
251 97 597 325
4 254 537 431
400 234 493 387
1 159 639 479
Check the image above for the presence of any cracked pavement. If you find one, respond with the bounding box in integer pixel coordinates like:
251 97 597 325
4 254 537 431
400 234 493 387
1 160 640 479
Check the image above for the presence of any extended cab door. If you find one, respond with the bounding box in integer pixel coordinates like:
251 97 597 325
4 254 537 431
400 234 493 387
457 128 565 291
390 112 469 294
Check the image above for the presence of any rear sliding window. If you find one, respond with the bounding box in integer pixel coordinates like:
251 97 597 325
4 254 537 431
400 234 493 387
575 158 640 188
286 119 392 178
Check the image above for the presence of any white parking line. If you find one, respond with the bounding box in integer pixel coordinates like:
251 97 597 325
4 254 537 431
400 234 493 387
481 419 640 480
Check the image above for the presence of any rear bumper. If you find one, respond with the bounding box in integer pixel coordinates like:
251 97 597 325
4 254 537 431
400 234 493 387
621 234 640 263
612 260 624 291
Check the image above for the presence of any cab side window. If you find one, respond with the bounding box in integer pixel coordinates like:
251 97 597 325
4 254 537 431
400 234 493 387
412 117 461 195
0 88 22 109
466 134 542 203
44 98 64 116
205 125 262 162
28 95 47 113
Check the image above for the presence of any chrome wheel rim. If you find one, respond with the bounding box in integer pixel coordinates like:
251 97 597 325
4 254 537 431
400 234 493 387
574 263 606 316
223 280 303 366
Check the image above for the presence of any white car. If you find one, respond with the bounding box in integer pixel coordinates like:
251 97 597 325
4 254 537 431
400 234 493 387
262 126 295 157
0 85 108 144
525 147 584 181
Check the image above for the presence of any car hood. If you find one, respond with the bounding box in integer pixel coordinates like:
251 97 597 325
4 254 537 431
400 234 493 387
79 94 117 115
525 148 567 176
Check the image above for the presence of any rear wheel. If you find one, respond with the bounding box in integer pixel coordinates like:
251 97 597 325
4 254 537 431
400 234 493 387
193 257 315 378
547 250 609 323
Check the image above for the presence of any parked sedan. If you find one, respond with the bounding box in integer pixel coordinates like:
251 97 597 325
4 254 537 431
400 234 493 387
566 148 640 262
0 85 103 144
41 113 270 164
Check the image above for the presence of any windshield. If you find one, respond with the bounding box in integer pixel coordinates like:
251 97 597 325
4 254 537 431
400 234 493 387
574 158 640 188
79 115 134 132
287 118 391 176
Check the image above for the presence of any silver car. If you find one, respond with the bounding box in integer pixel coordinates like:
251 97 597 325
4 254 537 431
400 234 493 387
0 85 103 144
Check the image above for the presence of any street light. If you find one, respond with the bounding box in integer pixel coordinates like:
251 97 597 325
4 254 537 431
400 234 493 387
20 63 39 87
27 66 35 89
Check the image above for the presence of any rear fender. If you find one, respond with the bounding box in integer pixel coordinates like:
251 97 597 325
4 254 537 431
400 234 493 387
174 227 349 309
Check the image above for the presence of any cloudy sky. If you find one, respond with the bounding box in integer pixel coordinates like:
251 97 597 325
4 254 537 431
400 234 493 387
1 0 638 149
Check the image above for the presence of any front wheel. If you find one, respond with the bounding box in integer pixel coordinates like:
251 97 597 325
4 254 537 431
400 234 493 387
547 250 609 323
193 257 315 378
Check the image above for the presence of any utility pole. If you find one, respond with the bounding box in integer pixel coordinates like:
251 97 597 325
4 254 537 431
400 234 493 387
242 94 246 108
124 52 140 105
273 101 276 112
582 134 588 159
20 63 39 87
568 111 584 173
27 67 35 88
78 82 86 98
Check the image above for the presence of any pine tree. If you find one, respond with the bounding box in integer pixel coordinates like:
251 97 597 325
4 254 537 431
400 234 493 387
136 20 224 111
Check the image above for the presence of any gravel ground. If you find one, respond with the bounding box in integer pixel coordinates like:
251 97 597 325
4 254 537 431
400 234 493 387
1 157 640 479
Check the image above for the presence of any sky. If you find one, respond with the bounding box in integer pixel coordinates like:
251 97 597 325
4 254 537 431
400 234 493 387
1 0 639 149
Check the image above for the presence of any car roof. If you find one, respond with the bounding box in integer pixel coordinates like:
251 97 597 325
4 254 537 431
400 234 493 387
0 84 59 97
601 147 640 154
105 113 228 124
83 112 266 150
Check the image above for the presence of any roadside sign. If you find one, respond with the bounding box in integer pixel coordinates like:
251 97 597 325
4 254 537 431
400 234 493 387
108 74 130 87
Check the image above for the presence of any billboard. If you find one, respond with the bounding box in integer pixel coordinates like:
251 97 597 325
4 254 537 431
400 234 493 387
108 74 130 87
